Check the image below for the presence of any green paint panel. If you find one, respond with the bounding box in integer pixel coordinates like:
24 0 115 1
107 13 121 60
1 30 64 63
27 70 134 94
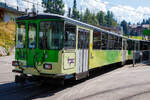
26 49 36 66
106 50 119 64
15 19 60 67
90 50 122 69
128 50 131 55
44 50 59 62
15 48 26 60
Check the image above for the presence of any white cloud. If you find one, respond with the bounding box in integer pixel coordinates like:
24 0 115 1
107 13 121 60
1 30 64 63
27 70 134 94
110 5 150 23
80 0 107 13
64 3 68 16
0 0 5 3
4 0 18 8
1 0 150 23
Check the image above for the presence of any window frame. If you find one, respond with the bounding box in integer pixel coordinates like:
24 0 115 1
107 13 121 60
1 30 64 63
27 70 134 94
78 28 90 49
63 22 76 49
28 23 37 49
93 30 102 50
38 21 64 50
101 32 108 50
16 22 26 49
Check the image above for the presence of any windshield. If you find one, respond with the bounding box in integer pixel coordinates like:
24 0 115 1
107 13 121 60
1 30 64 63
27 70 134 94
39 21 63 49
16 23 26 48
28 23 37 49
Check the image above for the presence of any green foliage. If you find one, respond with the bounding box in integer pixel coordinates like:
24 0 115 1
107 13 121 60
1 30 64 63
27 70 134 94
72 8 80 20
97 11 106 26
143 29 150 36
141 18 150 24
67 1 117 27
82 9 117 27
83 8 91 23
72 0 80 20
67 7 71 18
42 0 65 15
121 20 128 34
0 22 15 51
105 11 117 27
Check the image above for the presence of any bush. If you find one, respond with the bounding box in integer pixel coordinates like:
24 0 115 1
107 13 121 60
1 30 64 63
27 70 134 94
0 21 15 54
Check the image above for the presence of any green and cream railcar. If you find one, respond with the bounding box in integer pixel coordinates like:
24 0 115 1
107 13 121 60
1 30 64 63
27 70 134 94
12 13 150 82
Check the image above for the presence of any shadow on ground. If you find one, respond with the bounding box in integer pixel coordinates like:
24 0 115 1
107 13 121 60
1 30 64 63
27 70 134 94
0 62 131 100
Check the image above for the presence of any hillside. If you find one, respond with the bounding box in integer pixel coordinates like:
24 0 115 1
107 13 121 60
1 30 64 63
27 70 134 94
0 22 15 55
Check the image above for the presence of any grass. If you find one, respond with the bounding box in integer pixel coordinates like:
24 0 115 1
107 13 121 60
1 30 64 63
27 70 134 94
0 21 16 53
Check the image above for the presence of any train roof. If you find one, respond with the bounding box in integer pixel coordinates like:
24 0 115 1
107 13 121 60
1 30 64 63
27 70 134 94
16 13 150 43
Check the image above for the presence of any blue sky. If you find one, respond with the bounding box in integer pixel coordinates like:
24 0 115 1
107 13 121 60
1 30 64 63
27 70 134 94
1 0 150 24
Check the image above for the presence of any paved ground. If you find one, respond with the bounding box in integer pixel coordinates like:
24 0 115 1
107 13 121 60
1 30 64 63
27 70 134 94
34 63 150 100
0 55 15 83
0 54 150 100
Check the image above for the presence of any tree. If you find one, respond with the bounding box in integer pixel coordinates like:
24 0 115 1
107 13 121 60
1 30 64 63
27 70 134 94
83 8 91 23
121 20 128 34
105 11 111 27
90 14 99 26
67 7 71 18
128 22 131 25
141 19 146 25
79 11 83 21
42 0 65 15
96 11 106 26
72 0 79 20
146 18 150 24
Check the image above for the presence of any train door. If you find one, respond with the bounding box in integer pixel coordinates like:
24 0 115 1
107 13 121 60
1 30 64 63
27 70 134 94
122 39 126 64
76 28 89 77
26 22 37 67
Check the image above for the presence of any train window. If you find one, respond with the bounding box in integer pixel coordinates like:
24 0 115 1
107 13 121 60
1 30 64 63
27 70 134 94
78 29 89 49
135 42 139 50
64 23 76 49
149 43 150 50
16 22 26 48
108 34 114 50
127 40 132 50
28 23 36 49
127 40 129 50
132 41 135 50
119 37 122 50
114 36 119 50
140 41 143 50
101 32 108 50
143 42 148 50
39 21 63 49
123 40 126 50
93 30 101 49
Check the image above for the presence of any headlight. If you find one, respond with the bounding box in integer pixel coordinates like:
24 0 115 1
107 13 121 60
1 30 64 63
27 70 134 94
12 61 19 66
43 64 52 70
